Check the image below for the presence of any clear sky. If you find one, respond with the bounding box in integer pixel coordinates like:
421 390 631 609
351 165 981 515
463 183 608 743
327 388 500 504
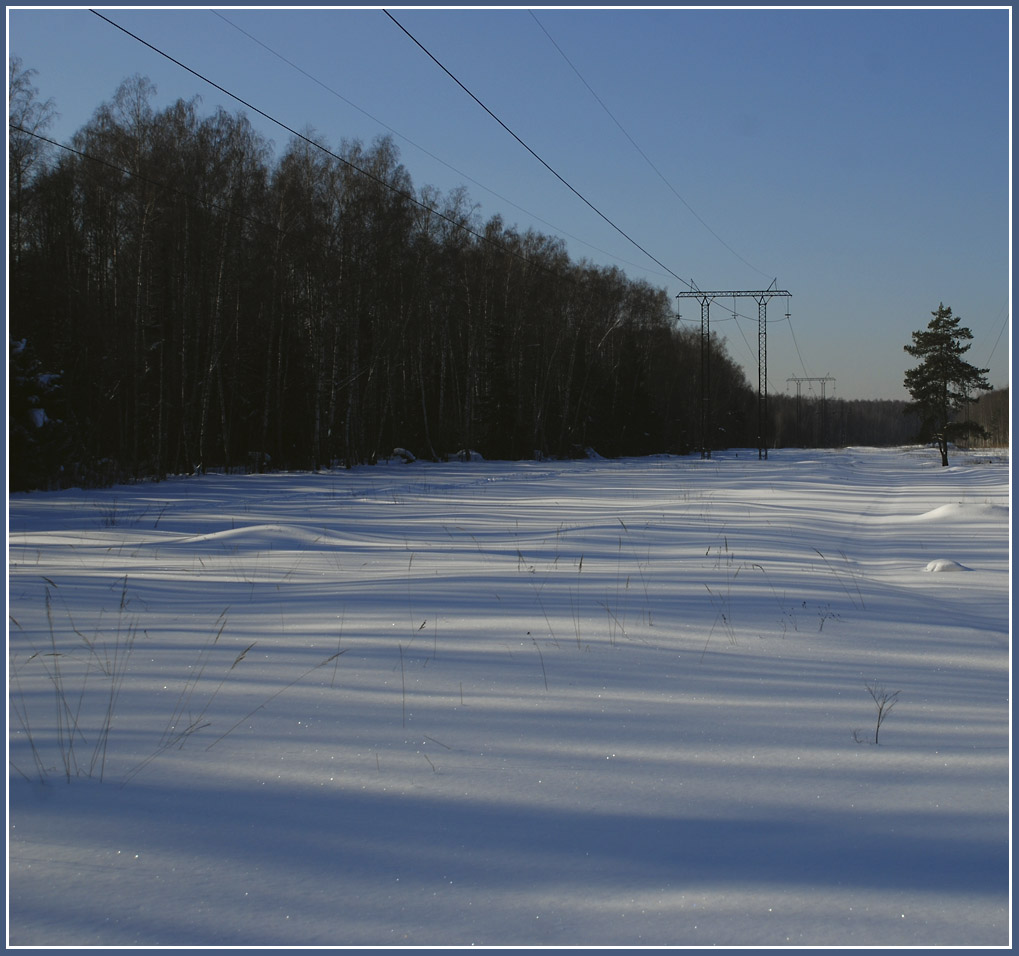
7 5 1011 401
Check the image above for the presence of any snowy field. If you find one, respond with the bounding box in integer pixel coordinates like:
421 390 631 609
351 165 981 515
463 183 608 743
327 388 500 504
6 446 1010 948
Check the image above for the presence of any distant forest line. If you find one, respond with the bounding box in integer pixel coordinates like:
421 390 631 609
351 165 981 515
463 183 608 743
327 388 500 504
8 70 1008 491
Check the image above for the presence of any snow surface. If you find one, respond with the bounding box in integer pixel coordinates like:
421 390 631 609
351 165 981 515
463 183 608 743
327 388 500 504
7 446 1011 947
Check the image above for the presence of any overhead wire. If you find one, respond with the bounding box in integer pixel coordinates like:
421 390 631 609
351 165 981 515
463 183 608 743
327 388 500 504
87 6 802 392
716 295 806 389
10 123 292 239
383 9 696 293
513 13 807 393
529 7 805 391
983 302 1008 368
729 311 760 370
529 10 773 283
210 10 672 282
87 9 563 278
527 12 811 389
785 313 811 380
674 301 763 385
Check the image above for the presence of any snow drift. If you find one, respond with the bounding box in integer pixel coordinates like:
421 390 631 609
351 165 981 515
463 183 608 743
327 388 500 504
7 446 1010 947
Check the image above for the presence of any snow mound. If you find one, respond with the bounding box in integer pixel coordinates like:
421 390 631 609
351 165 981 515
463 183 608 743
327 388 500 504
918 502 1008 521
924 558 971 573
173 523 346 550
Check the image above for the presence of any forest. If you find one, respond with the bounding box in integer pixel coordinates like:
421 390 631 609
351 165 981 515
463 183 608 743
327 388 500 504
11 64 988 493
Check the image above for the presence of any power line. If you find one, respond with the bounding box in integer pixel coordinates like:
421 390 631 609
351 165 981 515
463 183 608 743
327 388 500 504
730 312 760 370
86 6 797 388
10 123 291 239
211 10 670 282
383 9 695 293
87 9 553 277
529 11 773 282
785 314 812 380
983 303 1008 367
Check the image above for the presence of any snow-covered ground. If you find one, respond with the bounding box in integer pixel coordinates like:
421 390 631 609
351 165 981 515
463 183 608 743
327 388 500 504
7 446 1010 947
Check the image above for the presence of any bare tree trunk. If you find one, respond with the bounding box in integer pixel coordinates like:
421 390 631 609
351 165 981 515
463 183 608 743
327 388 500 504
198 221 230 471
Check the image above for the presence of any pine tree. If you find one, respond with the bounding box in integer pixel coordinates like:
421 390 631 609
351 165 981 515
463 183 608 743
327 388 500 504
903 303 991 466
9 337 67 490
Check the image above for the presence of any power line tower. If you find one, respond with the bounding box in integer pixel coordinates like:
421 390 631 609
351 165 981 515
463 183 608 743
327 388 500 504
675 286 715 458
677 284 791 459
786 376 835 447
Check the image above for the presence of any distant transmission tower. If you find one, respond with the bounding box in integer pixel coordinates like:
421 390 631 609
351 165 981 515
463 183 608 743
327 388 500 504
786 376 835 447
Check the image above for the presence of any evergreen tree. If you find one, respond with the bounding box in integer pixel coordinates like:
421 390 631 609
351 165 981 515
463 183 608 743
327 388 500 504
903 303 991 466
9 337 68 490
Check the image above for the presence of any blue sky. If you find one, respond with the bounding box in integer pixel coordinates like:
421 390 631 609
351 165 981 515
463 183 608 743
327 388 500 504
7 6 1010 400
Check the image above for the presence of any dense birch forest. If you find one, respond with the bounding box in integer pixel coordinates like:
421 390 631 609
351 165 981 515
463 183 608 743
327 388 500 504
10 68 768 490
12 64 988 492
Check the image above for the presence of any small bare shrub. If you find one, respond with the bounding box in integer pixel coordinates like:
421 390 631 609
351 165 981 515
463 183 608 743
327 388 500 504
853 683 900 745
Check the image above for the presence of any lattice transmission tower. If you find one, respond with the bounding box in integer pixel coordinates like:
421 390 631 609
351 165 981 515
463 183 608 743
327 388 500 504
676 284 791 459
786 376 836 447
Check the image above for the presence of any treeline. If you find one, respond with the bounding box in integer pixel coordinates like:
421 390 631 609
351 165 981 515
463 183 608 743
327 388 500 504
10 67 764 490
769 390 1009 450
771 395 923 449
12 65 979 492
960 388 1009 448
